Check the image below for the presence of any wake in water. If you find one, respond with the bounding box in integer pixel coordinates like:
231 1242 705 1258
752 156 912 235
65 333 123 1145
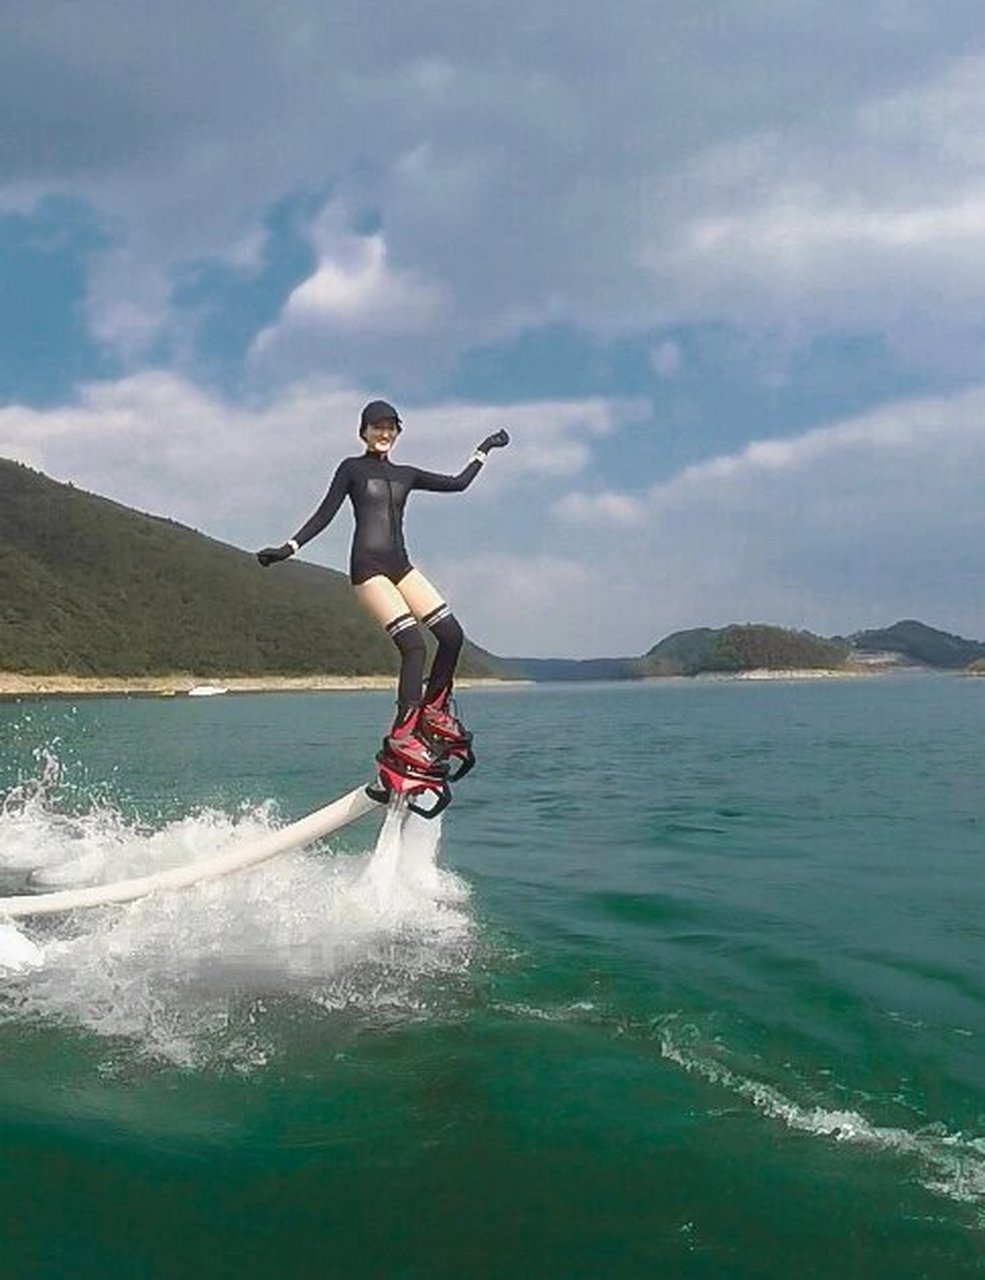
484 991 985 1224
654 1012 985 1222
0 758 475 1068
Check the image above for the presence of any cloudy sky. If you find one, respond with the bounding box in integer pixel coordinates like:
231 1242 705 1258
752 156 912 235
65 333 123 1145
3 0 985 656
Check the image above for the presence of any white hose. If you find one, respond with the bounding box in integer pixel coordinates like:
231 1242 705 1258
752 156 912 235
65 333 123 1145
0 787 381 920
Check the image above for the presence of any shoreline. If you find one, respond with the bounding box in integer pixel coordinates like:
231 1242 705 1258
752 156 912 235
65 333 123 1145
0 666 947 699
731 666 874 681
0 673 517 699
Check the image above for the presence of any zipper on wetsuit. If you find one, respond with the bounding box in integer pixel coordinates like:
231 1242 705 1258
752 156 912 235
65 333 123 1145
383 457 397 548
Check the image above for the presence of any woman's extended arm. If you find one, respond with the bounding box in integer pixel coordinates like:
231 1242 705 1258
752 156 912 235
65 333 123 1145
410 430 510 493
256 460 351 566
410 458 483 493
291 460 352 547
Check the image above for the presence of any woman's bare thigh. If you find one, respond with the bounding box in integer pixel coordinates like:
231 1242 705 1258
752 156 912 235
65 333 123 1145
394 568 446 619
353 576 413 628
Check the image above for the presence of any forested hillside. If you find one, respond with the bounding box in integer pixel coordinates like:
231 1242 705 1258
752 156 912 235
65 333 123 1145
640 625 850 676
849 620 985 669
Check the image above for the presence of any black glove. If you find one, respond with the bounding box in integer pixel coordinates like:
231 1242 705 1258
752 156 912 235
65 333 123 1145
256 543 295 567
477 428 510 454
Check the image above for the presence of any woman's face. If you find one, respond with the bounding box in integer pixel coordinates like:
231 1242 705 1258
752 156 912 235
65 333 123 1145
363 419 399 454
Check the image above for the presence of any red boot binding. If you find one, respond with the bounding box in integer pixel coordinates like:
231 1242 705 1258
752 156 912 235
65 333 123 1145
419 690 472 751
385 706 443 773
419 690 476 781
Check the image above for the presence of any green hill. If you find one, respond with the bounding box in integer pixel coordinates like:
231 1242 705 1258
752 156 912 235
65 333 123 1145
640 624 850 676
0 458 494 679
849 620 985 669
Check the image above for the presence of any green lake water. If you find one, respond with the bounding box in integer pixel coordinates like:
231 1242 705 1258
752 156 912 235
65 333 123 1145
0 677 982 1277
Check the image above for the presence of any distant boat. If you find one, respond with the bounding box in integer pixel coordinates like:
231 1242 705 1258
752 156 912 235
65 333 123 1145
187 684 229 697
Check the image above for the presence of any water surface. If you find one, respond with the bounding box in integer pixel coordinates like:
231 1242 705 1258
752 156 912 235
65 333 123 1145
0 677 982 1277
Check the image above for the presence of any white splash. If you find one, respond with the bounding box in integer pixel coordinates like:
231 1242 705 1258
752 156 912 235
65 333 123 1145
0 778 474 1068
0 919 45 973
354 803 406 911
354 805 466 914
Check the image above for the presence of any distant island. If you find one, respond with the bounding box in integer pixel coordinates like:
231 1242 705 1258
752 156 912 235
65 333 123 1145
3 456 984 690
492 619 985 681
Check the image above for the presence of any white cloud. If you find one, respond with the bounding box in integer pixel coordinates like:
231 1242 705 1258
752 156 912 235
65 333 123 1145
253 208 448 356
426 552 610 656
639 52 985 368
5 2 985 377
84 257 176 360
552 491 648 528
398 395 646 482
536 385 985 651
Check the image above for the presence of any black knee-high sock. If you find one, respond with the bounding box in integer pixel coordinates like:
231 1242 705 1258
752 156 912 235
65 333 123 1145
422 605 464 703
386 613 426 722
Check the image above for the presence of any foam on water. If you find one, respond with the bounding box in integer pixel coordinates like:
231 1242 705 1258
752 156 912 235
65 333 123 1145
0 765 475 1068
656 1015 985 1221
0 921 45 973
354 804 470 914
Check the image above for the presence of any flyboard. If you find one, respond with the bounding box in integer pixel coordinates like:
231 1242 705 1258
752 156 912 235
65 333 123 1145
0 786 381 921
368 701 476 817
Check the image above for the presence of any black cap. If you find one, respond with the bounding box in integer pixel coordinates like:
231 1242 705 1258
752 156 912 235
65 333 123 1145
359 400 402 431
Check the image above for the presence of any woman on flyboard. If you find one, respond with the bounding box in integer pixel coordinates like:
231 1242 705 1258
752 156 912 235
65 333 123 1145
257 400 509 811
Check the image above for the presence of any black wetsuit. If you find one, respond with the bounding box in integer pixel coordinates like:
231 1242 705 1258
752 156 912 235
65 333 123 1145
291 452 483 585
